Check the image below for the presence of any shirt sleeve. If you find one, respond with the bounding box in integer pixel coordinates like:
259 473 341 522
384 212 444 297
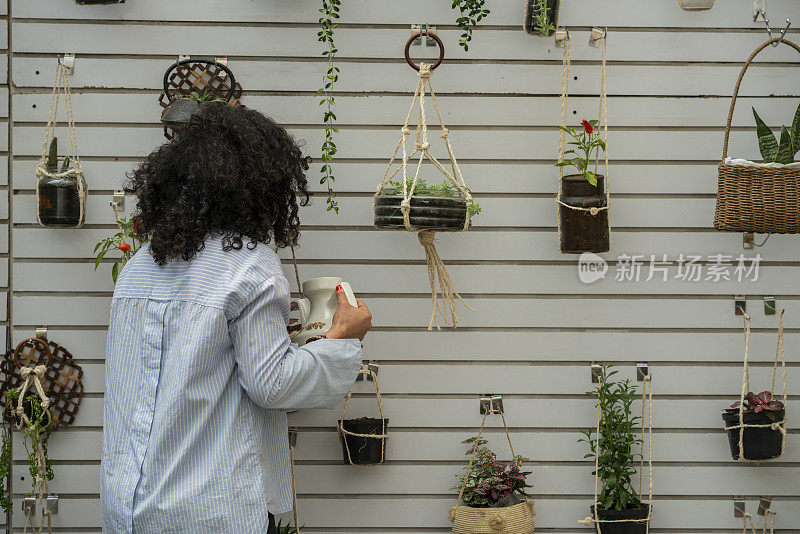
229 274 362 411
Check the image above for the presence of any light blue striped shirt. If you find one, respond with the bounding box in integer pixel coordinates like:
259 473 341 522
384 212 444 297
100 235 362 533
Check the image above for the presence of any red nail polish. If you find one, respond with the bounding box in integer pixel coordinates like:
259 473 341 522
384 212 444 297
336 285 342 291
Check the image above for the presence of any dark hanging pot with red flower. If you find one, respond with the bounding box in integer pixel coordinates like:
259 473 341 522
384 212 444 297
556 119 610 254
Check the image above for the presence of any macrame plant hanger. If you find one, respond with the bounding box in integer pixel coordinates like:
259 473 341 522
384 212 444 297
36 61 87 229
727 311 788 462
375 32 476 330
579 375 653 532
556 31 610 250
741 507 776 534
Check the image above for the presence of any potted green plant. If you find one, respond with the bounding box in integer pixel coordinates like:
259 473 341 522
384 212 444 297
275 518 301 534
450 435 535 533
580 365 650 534
374 177 481 231
722 391 786 461
161 91 226 129
37 136 87 228
555 119 609 254
523 0 558 36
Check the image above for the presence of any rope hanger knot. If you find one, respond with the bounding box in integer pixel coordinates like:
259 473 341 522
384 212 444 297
415 141 431 150
401 126 410 135
20 365 47 381
440 128 450 138
417 63 433 78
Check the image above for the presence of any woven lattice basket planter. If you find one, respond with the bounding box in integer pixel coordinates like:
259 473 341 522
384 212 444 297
713 38 800 234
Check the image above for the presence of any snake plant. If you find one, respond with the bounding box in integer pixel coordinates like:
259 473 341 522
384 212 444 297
752 102 800 164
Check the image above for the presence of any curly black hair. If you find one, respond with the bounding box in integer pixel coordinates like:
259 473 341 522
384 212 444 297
125 103 310 265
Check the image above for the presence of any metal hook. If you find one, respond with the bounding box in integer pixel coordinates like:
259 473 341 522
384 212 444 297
554 28 571 48
589 27 607 47
754 9 792 46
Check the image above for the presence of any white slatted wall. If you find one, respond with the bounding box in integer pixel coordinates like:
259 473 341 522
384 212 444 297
5 0 800 532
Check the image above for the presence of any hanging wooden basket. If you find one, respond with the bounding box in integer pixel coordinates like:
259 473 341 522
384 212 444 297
714 38 800 234
158 58 242 139
679 0 714 10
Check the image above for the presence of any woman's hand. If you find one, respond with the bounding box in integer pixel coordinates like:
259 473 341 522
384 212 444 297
325 285 372 341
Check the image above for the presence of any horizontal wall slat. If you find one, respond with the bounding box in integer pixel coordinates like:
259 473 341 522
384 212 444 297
13 59 800 97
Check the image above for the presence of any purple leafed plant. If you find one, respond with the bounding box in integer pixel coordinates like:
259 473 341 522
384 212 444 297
731 391 785 421
451 436 532 508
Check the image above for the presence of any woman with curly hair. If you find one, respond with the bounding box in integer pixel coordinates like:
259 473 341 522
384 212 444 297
100 103 372 534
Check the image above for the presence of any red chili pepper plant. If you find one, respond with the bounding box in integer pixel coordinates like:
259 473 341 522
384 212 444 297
556 119 606 186
93 217 146 283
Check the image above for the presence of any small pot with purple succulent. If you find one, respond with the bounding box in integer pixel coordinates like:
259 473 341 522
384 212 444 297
722 390 786 461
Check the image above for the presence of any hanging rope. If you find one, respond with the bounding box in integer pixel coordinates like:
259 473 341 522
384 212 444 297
725 311 788 462
742 510 776 534
35 62 87 229
375 60 476 330
289 437 301 534
337 369 389 466
556 34 610 227
579 375 653 531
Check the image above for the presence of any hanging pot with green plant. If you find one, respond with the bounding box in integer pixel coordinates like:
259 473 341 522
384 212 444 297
375 177 481 231
579 364 653 534
160 58 236 129
523 0 559 36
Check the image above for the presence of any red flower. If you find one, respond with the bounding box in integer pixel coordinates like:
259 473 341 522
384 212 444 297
119 243 131 252
582 119 593 134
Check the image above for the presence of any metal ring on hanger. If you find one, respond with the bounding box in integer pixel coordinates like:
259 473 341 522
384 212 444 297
162 58 237 103
404 31 445 71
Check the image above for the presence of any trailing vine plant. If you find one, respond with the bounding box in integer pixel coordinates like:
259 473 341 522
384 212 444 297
0 420 11 514
451 0 491 51
318 0 341 213
4 389 54 498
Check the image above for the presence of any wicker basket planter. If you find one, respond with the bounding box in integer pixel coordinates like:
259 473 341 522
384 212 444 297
713 38 800 234
451 501 535 534
559 174 609 254
679 0 714 10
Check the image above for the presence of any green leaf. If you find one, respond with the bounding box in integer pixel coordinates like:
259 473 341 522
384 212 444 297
775 126 794 165
111 261 119 283
585 171 598 186
753 107 779 162
791 101 800 156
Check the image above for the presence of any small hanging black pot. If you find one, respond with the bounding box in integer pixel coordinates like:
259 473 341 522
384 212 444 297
559 174 609 254
338 417 388 465
374 188 468 231
722 409 785 461
523 0 560 36
591 504 650 534
160 58 236 129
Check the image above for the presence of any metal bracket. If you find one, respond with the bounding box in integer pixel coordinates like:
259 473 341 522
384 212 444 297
734 496 746 518
178 54 190 62
735 295 747 316
45 494 58 515
22 497 36 517
111 190 125 213
763 296 776 316
589 27 607 47
479 394 504 415
288 427 299 448
743 233 754 249
355 361 379 381
59 54 75 75
555 29 571 48
35 325 48 341
591 363 602 383
636 362 649 382
215 56 228 67
411 24 437 46
758 496 772 516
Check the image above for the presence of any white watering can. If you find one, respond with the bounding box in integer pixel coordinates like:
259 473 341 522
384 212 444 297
293 277 358 346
